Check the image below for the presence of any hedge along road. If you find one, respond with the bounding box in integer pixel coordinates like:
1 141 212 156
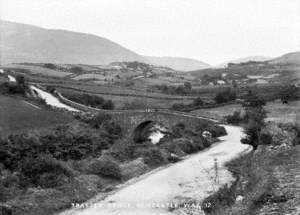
61 125 250 215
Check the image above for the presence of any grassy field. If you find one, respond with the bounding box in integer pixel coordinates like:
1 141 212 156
0 95 73 135
192 100 300 123
3 64 72 77
58 87 193 109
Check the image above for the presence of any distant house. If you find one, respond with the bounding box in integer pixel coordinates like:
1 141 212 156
217 80 226 85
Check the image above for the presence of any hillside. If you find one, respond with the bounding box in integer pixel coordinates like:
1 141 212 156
217 56 271 67
0 20 147 65
269 51 300 65
145 56 210 71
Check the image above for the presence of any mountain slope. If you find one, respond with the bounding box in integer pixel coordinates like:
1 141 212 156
217 56 271 67
0 20 147 65
145 56 210 71
269 51 300 65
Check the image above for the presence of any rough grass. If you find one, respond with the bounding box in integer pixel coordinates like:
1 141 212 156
192 100 300 123
201 145 300 215
4 64 72 77
0 95 73 135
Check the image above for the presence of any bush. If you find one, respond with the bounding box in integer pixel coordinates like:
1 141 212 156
161 141 186 156
225 111 243 124
172 103 186 111
214 88 236 104
20 155 74 188
0 122 117 168
108 141 136 162
0 82 27 95
195 122 227 137
201 184 236 213
102 100 114 110
64 93 114 109
70 66 83 73
136 147 165 167
84 113 122 136
193 97 204 106
87 157 121 179
44 63 57 69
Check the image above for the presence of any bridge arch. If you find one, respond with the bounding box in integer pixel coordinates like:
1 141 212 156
132 120 155 143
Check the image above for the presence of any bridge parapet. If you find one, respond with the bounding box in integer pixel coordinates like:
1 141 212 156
56 91 220 137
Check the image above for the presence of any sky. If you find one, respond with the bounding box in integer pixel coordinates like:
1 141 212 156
0 0 299 65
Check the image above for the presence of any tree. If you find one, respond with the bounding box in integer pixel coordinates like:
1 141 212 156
70 66 83 73
102 100 114 110
279 85 298 104
241 91 267 150
214 88 236 104
175 85 186 95
44 63 57 70
16 75 26 87
193 96 204 106
184 82 192 92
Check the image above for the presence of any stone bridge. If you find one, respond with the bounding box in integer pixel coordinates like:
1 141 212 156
56 92 219 139
109 110 217 139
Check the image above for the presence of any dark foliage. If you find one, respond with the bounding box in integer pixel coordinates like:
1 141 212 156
64 93 115 110
137 147 165 167
87 157 122 179
171 103 186 111
0 122 120 171
193 96 204 106
279 85 298 103
214 88 236 104
70 66 83 73
241 91 267 150
201 184 237 213
225 111 243 124
0 75 28 95
44 63 57 70
82 113 122 136
154 83 193 95
20 155 73 188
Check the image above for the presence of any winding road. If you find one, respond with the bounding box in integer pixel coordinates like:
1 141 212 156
61 125 250 215
4 72 249 214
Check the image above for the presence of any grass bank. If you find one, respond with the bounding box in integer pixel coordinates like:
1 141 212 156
201 144 300 215
0 112 226 215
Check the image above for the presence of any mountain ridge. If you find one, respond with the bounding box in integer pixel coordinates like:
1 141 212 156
0 20 211 71
0 19 147 65
144 56 210 71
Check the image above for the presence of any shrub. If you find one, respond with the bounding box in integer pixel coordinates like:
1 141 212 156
64 93 114 109
172 103 186 111
84 113 122 136
195 122 227 137
201 184 236 213
171 123 186 138
225 111 243 124
108 141 136 162
0 82 27 94
214 88 236 104
279 85 298 103
87 157 121 179
70 66 83 73
161 141 186 156
20 155 74 188
44 63 57 69
136 147 165 167
102 100 114 110
0 123 117 168
193 97 204 106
